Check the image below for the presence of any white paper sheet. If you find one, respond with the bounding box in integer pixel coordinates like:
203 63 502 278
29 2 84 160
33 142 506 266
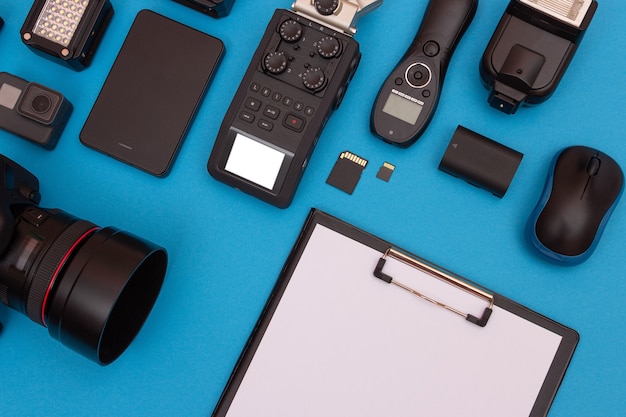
226 224 563 417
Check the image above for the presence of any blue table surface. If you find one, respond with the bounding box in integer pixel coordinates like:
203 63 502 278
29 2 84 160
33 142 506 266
1 1 624 416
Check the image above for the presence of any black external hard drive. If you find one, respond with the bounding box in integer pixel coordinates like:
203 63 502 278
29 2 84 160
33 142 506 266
80 10 224 176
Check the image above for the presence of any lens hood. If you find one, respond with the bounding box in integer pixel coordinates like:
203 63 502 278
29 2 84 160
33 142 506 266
45 227 167 365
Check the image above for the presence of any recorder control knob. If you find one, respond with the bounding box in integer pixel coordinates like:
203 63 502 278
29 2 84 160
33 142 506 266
302 67 326 91
264 51 288 75
279 20 302 43
315 0 339 16
317 36 340 58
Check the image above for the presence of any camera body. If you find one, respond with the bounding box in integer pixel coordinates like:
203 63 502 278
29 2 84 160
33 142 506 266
0 155 167 365
0 72 73 149
208 0 382 208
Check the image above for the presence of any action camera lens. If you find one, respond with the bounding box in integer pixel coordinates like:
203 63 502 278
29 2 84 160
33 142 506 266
31 94 52 113
16 83 63 125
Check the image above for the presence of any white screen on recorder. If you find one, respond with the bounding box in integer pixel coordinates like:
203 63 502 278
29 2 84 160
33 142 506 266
225 133 285 190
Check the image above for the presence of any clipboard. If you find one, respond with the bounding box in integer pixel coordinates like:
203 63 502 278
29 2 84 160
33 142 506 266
212 209 579 417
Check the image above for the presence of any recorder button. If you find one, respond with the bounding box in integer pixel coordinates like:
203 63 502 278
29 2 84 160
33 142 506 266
239 111 255 123
284 114 305 132
335 86 346 109
244 97 261 111
258 120 274 131
279 20 302 43
263 105 280 120
423 41 440 57
250 82 260 92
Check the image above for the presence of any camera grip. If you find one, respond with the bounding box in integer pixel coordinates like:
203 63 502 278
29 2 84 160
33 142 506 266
0 155 41 253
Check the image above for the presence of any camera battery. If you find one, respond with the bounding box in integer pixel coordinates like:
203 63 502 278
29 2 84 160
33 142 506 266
439 125 523 198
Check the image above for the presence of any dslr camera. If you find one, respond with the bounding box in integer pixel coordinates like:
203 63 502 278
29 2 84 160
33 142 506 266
0 154 167 365
0 72 73 149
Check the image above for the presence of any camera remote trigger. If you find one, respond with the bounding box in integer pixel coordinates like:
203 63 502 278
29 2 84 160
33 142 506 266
370 0 477 147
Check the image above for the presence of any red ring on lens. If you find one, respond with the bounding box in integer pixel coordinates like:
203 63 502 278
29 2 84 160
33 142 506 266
41 227 99 326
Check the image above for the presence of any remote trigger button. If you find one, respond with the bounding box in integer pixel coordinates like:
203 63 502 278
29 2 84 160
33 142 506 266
423 41 440 57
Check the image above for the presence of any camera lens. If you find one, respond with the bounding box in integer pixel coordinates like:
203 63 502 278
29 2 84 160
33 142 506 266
16 83 63 125
31 94 52 113
0 207 167 365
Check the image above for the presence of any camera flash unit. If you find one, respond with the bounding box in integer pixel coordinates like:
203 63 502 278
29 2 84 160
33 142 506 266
480 0 597 114
20 0 114 70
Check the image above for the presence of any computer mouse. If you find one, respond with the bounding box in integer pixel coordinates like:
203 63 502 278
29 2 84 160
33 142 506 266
526 146 624 265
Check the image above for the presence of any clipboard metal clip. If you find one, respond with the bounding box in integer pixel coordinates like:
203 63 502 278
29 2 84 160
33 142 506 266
373 248 494 327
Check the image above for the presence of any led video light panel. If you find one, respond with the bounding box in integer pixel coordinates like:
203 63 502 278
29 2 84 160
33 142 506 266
32 0 90 47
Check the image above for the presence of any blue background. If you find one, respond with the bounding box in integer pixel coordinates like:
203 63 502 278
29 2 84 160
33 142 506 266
1 1 624 416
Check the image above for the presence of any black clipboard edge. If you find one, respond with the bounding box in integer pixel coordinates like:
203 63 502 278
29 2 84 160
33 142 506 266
494 294 579 417
211 208 579 417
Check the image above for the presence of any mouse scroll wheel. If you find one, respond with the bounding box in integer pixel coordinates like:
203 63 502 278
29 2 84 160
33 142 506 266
586 156 601 176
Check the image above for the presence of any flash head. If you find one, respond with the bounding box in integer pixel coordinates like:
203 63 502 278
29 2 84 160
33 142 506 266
20 0 114 71
480 0 597 114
